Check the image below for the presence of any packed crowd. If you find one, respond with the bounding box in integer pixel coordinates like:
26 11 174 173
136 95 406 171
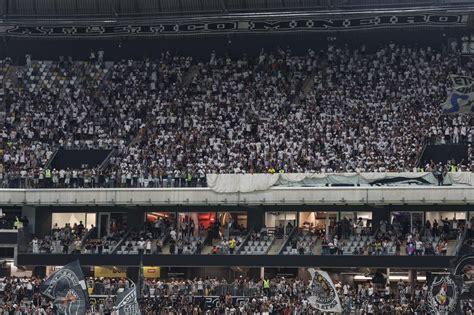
30 222 86 254
29 219 128 255
0 43 473 188
81 225 128 255
0 275 472 314
27 214 469 257
308 216 464 256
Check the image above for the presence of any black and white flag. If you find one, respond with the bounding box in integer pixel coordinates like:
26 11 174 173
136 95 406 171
427 274 463 314
308 268 342 313
40 260 89 315
112 282 141 315
442 75 474 114
454 255 474 300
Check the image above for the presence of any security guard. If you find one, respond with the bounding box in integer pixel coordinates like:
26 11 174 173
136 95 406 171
262 278 270 296
229 238 236 254
14 216 21 229
450 163 458 172
44 168 52 188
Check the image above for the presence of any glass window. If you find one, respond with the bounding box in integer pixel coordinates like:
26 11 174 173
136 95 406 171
265 212 296 228
426 211 466 223
341 211 373 229
52 212 96 229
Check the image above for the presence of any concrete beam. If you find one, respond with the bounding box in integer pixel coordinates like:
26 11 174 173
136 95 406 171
0 186 472 206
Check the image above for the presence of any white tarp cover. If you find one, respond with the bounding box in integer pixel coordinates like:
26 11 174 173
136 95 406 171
444 172 474 186
206 173 280 193
206 172 473 193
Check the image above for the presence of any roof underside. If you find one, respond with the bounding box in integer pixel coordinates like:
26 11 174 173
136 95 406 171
0 0 464 19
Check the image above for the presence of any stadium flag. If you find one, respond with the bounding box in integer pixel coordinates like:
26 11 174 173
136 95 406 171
307 268 342 313
450 74 474 88
40 260 89 315
453 255 474 300
427 274 463 314
442 75 474 114
112 281 141 315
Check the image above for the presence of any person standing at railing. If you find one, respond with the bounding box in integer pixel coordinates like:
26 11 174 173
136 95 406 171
468 217 473 238
229 238 236 254
73 238 81 254
31 237 39 254
262 278 270 296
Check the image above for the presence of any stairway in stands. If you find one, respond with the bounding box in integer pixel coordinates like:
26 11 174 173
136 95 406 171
0 63 17 129
267 238 285 254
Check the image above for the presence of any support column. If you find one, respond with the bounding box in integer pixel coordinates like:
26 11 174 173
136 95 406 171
325 212 330 239
247 207 264 231
34 207 52 237
373 206 390 230
127 267 140 284
21 205 36 234
126 209 145 231
409 269 417 298
32 266 46 278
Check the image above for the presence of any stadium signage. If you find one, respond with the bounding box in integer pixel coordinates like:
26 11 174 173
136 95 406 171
193 296 249 308
0 13 468 37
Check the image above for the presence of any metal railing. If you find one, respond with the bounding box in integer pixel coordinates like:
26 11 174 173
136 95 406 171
277 226 297 255
111 229 133 254
453 226 467 257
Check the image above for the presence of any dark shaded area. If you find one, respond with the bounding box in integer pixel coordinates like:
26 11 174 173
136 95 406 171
1 0 451 19
420 144 469 166
17 253 454 268
0 28 468 61
50 149 112 170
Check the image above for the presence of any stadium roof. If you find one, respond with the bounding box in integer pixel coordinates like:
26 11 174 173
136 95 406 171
1 0 471 19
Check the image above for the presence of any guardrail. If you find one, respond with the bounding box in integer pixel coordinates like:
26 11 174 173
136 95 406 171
16 252 456 268
0 186 472 206
453 226 468 257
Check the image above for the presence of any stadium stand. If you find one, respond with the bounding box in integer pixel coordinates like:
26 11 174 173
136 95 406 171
0 1 473 314
0 275 472 313
1 45 472 189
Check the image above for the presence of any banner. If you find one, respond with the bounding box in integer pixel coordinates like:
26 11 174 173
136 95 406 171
94 266 127 278
192 296 249 309
113 282 141 315
427 275 463 314
442 75 474 114
307 269 342 313
454 255 474 300
0 13 468 38
143 267 160 278
40 260 89 315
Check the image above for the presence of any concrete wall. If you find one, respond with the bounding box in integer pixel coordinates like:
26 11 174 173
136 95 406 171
1 186 473 207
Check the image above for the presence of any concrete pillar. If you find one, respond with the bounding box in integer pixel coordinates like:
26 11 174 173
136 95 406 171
32 266 46 278
127 210 145 231
127 267 140 283
372 206 390 229
21 205 36 234
247 207 264 231
34 207 52 237
409 269 417 298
